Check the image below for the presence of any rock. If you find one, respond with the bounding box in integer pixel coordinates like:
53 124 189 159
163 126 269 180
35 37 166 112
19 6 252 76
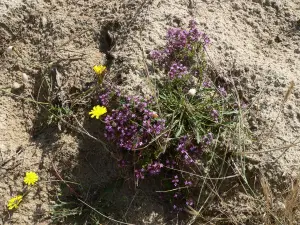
12 82 22 90
294 48 300 54
274 35 282 43
6 46 14 53
296 19 300 30
22 73 29 83
232 2 241 10
264 0 271 6
41 16 47 27
271 0 282 11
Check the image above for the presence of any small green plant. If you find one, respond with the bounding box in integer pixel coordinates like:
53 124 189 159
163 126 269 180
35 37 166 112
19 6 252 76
48 105 72 125
51 178 131 225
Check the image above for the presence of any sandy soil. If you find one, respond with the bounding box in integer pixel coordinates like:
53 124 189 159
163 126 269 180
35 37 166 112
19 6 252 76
0 0 300 224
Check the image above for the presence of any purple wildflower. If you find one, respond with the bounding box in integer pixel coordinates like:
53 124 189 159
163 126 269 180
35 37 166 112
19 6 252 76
99 93 109 106
135 169 145 180
202 81 211 88
218 86 227 97
211 109 219 122
147 161 164 175
184 180 192 186
150 20 210 80
203 132 213 145
168 62 188 79
176 136 200 164
118 160 127 168
104 96 165 150
149 50 163 62
172 175 179 187
186 199 194 206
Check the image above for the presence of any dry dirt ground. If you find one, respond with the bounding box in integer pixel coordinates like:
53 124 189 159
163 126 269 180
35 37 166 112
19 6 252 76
0 0 300 224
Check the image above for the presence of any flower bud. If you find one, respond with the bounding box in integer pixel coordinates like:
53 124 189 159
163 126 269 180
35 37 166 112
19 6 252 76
188 88 196 96
151 111 159 118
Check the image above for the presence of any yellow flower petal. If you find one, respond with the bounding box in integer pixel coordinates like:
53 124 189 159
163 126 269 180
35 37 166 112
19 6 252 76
24 171 39 186
89 105 107 119
93 65 106 75
7 195 23 210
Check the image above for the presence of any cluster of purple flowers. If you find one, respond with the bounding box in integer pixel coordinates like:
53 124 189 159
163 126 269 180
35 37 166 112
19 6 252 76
150 20 210 80
165 20 209 53
134 168 145 180
202 81 211 88
203 132 214 145
184 180 192 186
99 92 109 106
117 159 127 168
134 161 163 182
147 161 164 175
186 199 194 206
97 20 233 214
104 96 165 150
211 109 219 122
176 136 201 164
168 62 188 79
98 88 121 107
172 175 180 187
165 159 177 168
218 86 227 97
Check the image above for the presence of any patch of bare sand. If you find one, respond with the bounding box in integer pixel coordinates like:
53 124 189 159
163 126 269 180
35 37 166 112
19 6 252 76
0 0 109 224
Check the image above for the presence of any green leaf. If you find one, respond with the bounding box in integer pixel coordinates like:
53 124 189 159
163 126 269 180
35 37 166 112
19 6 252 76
222 111 238 115
196 130 201 144
176 124 183 137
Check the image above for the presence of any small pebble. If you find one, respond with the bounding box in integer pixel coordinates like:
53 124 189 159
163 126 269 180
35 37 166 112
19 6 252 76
22 73 29 83
7 46 14 53
41 17 47 27
12 82 22 90
294 49 300 54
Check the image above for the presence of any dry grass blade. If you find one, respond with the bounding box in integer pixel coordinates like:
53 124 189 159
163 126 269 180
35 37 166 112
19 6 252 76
260 175 274 224
284 175 300 224
283 81 295 103
260 80 295 140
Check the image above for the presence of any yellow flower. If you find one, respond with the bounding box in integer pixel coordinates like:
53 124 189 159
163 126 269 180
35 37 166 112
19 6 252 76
24 171 39 186
89 105 107 119
7 195 23 210
93 65 106 75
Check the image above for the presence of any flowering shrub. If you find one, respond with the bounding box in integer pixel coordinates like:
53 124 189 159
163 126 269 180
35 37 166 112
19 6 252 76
92 20 238 211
